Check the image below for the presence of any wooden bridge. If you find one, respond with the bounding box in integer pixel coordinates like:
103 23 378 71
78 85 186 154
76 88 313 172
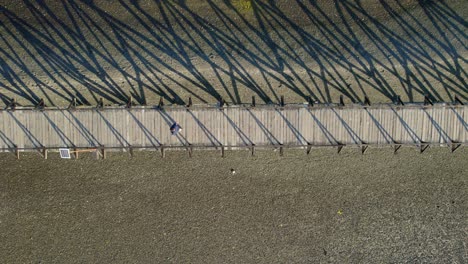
0 102 466 158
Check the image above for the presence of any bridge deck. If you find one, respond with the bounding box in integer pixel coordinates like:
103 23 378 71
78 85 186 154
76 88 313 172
0 104 466 152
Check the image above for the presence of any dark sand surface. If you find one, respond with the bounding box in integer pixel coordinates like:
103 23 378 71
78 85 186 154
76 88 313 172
0 148 467 263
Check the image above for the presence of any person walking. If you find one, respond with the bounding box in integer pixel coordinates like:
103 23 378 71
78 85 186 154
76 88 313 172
170 122 182 135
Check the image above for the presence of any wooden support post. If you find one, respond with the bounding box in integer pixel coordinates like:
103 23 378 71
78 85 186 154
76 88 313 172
251 144 255 156
97 98 104 109
424 94 433 106
15 146 19 159
74 147 79 159
364 96 371 106
451 142 461 153
221 145 225 158
420 144 429 154
187 97 192 108
337 144 344 154
129 146 134 157
279 144 284 156
188 144 193 158
161 145 165 158
339 95 345 107
101 146 106 159
43 147 48 159
306 143 312 155
361 145 368 154
454 96 464 105
280 96 285 107
394 144 402 154
251 96 256 107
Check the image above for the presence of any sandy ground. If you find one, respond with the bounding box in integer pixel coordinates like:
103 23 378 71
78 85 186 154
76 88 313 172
0 0 467 106
0 1 467 263
0 147 467 263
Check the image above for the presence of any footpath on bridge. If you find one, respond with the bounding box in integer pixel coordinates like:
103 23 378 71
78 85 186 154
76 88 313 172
0 99 466 158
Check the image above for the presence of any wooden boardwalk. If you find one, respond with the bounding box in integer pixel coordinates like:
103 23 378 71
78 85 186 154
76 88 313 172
0 104 466 154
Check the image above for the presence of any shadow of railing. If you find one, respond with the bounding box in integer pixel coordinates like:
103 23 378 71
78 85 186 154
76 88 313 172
64 110 101 146
220 110 254 146
0 0 466 107
275 109 308 145
7 111 43 148
0 130 15 149
306 108 340 145
127 110 162 148
96 110 130 147
331 108 363 144
365 109 394 144
186 109 222 146
246 108 281 145
422 108 451 143
42 111 75 147
391 107 422 143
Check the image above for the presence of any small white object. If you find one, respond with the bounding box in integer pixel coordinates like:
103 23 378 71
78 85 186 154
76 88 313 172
231 169 236 174
59 148 71 159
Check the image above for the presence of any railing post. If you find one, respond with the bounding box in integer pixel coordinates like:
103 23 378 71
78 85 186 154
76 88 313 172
15 145 20 159
68 98 77 110
158 97 164 109
307 96 314 108
187 97 192 108
394 95 404 105
364 96 371 106
339 95 345 107
126 96 133 108
454 96 464 105
97 98 104 109
35 98 46 110
6 97 17 110
424 94 433 106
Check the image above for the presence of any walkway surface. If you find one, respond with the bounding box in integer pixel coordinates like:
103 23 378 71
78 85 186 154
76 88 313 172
0 104 466 151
